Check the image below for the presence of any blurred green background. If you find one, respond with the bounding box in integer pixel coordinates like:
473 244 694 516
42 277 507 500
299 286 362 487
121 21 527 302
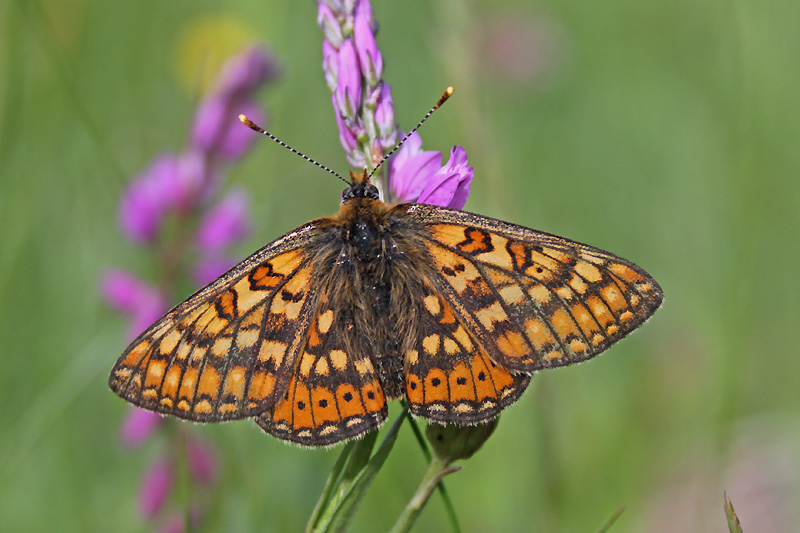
2 0 799 531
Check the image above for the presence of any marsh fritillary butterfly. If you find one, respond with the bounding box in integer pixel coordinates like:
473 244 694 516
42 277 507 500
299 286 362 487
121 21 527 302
110 89 662 446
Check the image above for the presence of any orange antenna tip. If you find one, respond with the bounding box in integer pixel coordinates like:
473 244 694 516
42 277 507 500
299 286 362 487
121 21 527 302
239 114 260 131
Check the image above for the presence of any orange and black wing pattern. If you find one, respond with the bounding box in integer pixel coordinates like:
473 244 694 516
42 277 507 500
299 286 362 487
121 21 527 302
406 204 663 374
404 279 530 424
256 290 388 447
109 188 663 446
109 224 322 421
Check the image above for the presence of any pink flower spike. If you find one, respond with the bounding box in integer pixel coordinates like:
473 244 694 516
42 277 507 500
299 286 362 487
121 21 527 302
335 39 361 120
417 146 473 209
186 437 219 485
333 95 359 155
192 97 266 162
318 0 343 12
219 102 265 160
120 407 163 448
191 46 277 160
317 3 343 48
215 46 278 98
388 132 442 203
355 0 376 30
102 270 150 313
374 84 397 148
191 95 228 155
322 40 340 92
195 188 251 251
160 513 185 533
138 458 174 519
169 150 212 210
353 2 382 84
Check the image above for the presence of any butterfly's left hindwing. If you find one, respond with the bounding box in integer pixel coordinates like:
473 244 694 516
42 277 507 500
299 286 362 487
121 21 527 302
109 223 323 421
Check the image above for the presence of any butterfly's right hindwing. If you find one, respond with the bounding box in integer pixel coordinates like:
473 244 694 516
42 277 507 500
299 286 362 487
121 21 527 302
109 222 323 422
403 279 531 424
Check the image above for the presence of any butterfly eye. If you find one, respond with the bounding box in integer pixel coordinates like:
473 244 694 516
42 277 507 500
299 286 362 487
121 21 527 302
363 184 380 200
341 183 380 203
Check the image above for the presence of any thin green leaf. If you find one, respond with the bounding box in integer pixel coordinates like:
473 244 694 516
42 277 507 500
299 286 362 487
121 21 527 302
310 431 378 532
307 441 356 532
724 492 744 533
437 478 460 533
316 411 405 532
341 430 378 484
404 407 432 462
596 506 625 533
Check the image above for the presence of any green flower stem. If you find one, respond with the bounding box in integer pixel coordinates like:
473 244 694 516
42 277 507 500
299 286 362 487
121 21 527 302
402 409 460 531
389 456 461 533
341 431 379 486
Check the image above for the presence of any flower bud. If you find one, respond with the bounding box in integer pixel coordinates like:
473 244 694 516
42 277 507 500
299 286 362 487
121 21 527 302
426 418 499 464
335 39 361 121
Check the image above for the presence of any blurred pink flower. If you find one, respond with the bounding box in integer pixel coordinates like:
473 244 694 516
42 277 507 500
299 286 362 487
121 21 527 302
187 437 219 485
101 270 166 340
138 459 174 519
191 46 278 160
195 189 251 251
119 156 179 243
120 407 163 448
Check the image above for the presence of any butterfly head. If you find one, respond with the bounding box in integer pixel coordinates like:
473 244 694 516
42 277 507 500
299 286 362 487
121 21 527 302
341 170 380 204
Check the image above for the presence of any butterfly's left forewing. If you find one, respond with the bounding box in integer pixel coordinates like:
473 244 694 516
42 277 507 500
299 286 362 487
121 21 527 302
406 204 663 373
109 223 323 421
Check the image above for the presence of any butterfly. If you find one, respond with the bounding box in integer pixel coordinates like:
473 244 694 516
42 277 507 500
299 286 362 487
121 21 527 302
109 165 663 446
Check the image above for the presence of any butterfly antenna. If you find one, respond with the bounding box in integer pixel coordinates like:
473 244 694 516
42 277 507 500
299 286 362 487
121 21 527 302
239 114 350 186
368 86 454 180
